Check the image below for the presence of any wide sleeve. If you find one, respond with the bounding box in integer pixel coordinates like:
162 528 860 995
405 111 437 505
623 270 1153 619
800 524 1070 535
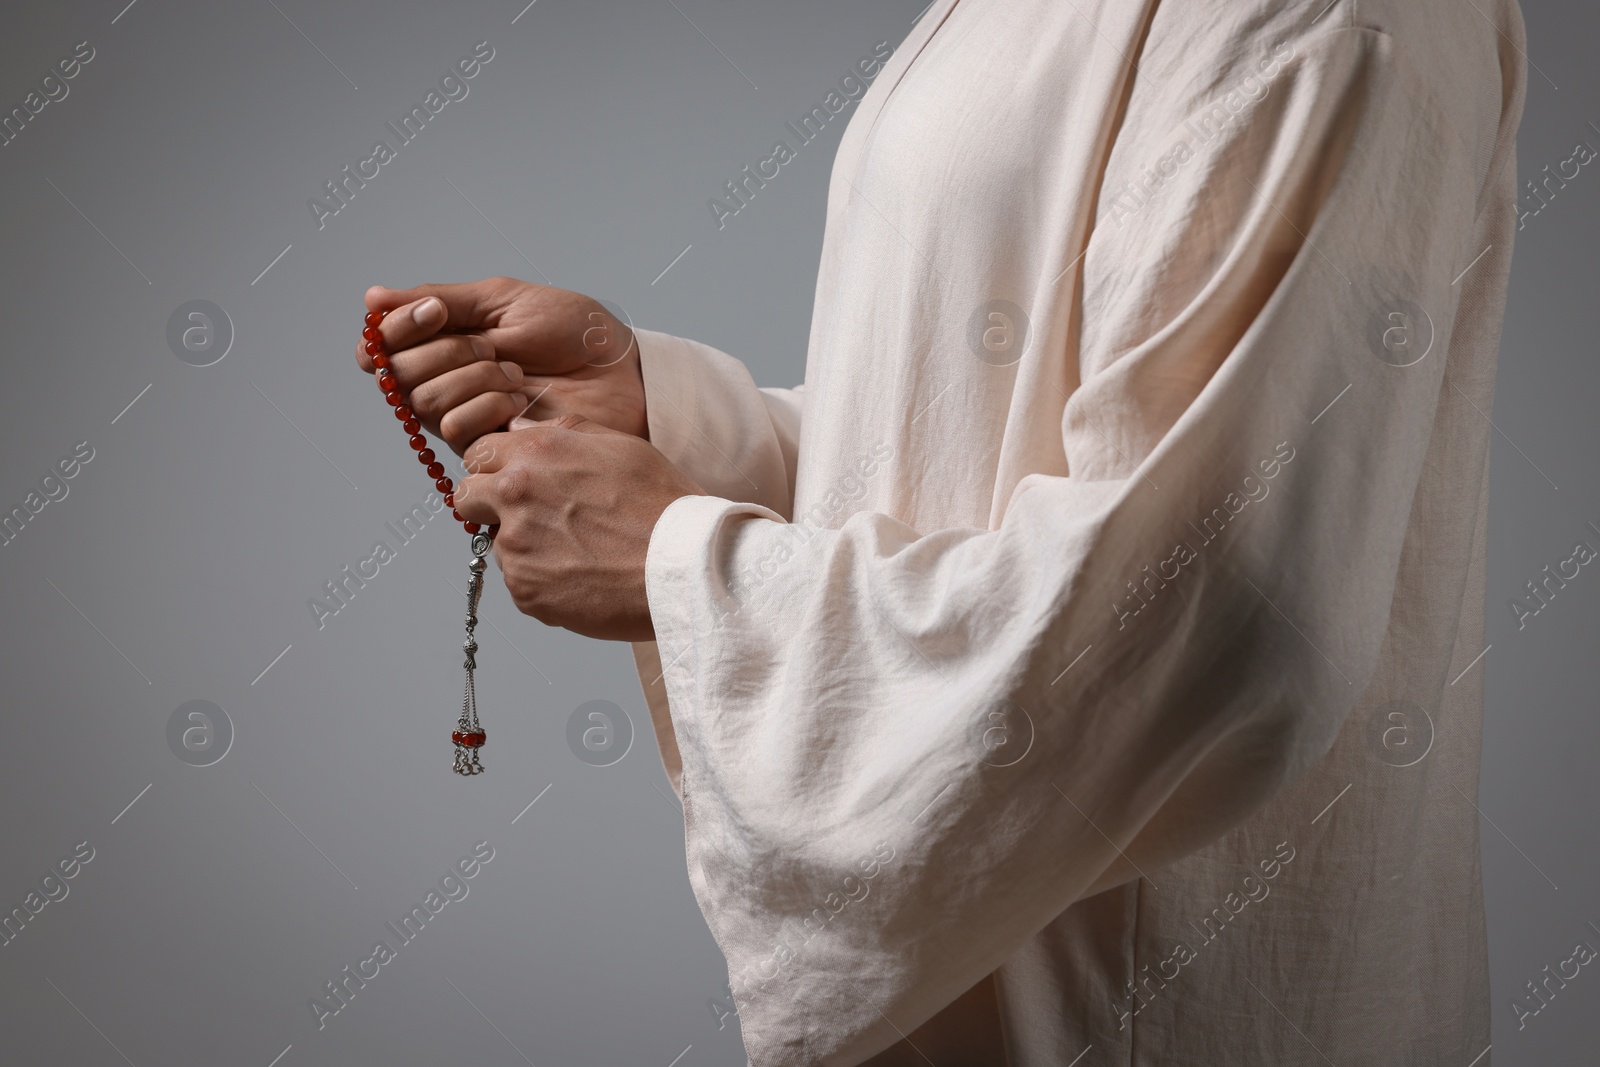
632 327 803 519
644 27 1504 1066
629 329 804 789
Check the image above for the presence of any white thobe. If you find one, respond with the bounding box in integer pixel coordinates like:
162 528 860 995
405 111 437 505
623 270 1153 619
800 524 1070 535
629 0 1528 1063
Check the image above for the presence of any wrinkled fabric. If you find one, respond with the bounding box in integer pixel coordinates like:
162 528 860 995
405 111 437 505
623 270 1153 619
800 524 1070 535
629 0 1526 1063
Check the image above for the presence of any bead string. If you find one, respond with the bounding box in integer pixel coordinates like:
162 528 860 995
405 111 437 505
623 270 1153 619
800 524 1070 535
362 308 496 537
363 307 494 775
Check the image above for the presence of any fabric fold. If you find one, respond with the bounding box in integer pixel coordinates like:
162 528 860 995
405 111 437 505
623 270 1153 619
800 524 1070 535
629 1 1523 1062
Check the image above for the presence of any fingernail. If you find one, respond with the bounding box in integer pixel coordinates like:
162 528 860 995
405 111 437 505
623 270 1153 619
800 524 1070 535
499 361 524 385
509 416 537 431
469 335 493 361
413 297 445 329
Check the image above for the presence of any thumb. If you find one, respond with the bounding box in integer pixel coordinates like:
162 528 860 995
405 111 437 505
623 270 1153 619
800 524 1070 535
364 278 511 330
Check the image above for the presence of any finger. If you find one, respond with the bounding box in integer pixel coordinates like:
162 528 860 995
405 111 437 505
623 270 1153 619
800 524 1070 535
361 330 485 377
498 377 569 422
376 295 450 354
365 278 516 333
407 361 524 434
453 471 502 526
439 391 528 456
506 404 566 432
462 431 517 477
384 333 500 389
504 386 543 424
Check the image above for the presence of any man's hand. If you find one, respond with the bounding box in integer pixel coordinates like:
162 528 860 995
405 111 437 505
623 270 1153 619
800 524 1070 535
356 277 647 456
455 415 705 642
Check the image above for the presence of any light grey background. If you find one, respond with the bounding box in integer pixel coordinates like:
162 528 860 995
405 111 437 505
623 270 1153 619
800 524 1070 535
0 2 1592 1065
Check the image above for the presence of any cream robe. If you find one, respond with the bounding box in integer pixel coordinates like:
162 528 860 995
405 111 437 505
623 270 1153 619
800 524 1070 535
629 0 1527 1063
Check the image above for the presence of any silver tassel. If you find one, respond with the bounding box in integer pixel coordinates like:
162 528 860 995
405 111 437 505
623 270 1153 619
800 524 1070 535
453 532 491 775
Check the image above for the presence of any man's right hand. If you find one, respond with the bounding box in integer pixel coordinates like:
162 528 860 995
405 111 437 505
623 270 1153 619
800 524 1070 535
356 276 648 457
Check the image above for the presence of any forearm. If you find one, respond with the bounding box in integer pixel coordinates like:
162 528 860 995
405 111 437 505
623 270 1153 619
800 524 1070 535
633 328 803 519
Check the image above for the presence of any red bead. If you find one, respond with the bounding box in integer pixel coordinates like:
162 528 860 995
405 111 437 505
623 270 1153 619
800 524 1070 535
365 311 382 328
452 729 486 748
403 417 421 434
362 326 382 343
426 462 445 478
452 509 465 522
393 404 412 422
409 434 427 451
386 391 404 407
364 340 383 356
417 448 436 465
376 370 395 389
444 492 454 508
436 477 454 494
371 353 390 370
463 522 481 534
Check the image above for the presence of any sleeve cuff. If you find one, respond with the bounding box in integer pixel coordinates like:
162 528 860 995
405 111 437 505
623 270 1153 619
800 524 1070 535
630 492 786 797
632 327 795 515
633 327 703 476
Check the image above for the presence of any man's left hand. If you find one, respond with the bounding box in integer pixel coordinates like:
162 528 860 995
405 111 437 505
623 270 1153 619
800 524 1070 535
456 415 705 642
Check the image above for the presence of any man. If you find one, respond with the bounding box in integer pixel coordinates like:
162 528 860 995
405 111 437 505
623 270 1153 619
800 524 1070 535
357 0 1526 1061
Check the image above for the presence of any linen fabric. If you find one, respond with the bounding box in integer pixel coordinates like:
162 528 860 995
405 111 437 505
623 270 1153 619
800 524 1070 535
628 0 1527 1062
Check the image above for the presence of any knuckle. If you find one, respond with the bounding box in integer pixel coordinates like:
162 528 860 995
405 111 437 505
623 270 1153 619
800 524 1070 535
408 379 441 418
497 464 533 503
438 408 471 450
512 586 550 623
472 359 506 389
451 333 487 367
463 441 498 475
